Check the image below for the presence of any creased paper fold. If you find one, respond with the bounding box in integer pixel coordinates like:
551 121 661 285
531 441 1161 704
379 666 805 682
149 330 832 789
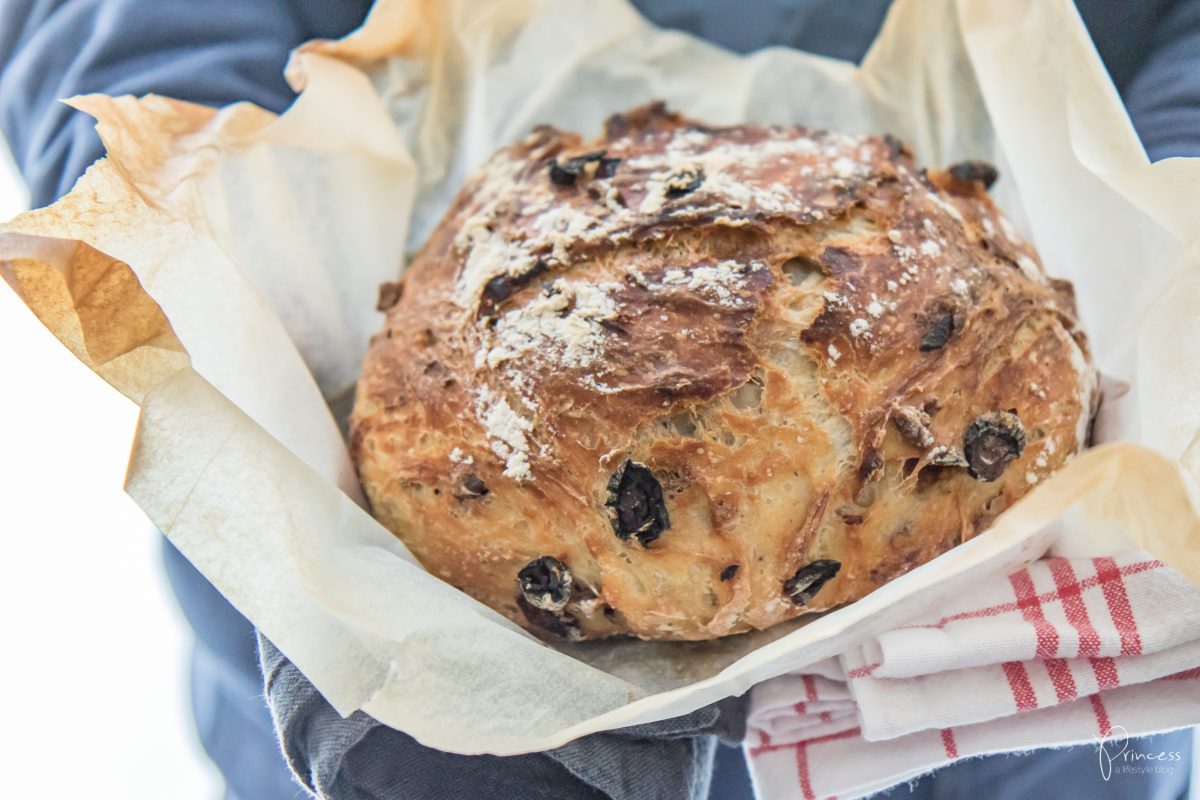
2 0 1198 755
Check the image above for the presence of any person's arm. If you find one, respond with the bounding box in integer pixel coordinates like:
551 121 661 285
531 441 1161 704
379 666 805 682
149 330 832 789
0 0 367 207
1122 0 1200 160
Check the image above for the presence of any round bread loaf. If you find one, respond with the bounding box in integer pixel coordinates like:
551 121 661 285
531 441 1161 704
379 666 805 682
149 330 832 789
350 103 1098 642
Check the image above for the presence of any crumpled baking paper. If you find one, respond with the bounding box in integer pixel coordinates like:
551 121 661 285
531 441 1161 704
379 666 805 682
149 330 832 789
1 0 1198 755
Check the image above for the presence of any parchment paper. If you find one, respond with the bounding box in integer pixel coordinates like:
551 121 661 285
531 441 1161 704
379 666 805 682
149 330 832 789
2 0 1199 755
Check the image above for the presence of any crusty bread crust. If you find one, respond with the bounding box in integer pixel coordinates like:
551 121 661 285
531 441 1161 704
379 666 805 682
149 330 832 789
350 104 1097 641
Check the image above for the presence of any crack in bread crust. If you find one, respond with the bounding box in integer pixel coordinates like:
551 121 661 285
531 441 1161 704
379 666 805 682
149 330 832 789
350 104 1098 641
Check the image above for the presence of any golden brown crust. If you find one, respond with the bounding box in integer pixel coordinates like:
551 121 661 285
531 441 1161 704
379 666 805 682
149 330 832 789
350 103 1098 641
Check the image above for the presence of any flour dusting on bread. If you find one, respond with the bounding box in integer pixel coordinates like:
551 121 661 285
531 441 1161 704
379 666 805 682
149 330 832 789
473 386 534 481
477 279 620 372
350 103 1098 642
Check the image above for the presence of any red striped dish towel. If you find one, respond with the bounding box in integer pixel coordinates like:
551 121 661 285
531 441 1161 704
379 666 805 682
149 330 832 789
745 551 1200 800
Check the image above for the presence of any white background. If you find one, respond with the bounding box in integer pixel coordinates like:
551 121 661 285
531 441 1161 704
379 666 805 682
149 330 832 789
0 140 222 797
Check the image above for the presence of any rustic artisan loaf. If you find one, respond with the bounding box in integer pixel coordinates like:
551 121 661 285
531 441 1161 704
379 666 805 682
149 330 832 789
350 103 1098 642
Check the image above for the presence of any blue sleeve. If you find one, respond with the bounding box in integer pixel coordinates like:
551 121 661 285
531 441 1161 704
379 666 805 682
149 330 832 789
0 0 369 207
1122 0 1200 160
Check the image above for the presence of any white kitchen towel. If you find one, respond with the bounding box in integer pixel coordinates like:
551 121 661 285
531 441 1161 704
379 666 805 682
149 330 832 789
746 551 1200 799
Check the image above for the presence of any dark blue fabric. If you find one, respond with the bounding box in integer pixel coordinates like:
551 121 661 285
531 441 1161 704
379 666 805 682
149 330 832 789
0 0 370 205
709 742 754 800
4 0 1200 208
1122 0 1200 161
190 634 309 800
161 538 306 798
2 2 1198 799
634 0 1197 162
